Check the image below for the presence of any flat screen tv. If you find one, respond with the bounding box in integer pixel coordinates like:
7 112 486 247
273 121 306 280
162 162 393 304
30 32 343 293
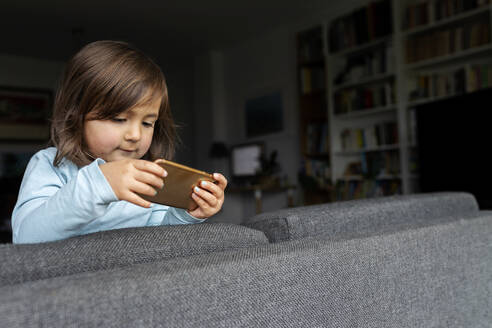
229 142 264 179
416 88 492 209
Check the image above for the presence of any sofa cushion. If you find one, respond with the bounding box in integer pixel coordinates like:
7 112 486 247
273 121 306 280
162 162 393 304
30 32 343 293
1 214 490 327
0 223 268 286
243 192 479 242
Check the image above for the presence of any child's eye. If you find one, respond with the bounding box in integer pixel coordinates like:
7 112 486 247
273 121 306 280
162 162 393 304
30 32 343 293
112 118 126 123
143 121 155 128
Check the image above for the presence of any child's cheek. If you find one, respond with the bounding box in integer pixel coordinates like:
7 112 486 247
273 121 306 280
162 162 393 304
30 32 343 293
140 132 154 154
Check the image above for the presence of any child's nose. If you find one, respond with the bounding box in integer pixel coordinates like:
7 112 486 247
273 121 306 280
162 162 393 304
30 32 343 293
124 124 141 141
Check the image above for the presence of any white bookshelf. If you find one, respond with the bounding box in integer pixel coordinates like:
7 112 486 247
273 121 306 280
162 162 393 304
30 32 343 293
405 42 492 70
402 3 492 36
334 144 400 156
297 0 492 201
401 0 492 195
330 36 393 57
326 0 401 200
332 72 396 92
333 105 397 119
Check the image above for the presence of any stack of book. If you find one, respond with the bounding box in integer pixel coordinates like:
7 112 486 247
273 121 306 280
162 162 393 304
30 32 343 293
340 121 398 151
408 61 492 100
334 82 395 114
404 0 490 29
329 0 392 53
406 20 490 63
434 0 490 21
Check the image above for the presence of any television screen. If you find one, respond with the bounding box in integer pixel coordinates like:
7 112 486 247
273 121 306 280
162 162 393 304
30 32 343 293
416 88 492 209
230 143 263 177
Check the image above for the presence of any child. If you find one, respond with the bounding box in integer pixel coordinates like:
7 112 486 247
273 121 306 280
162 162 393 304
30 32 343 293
11 40 227 244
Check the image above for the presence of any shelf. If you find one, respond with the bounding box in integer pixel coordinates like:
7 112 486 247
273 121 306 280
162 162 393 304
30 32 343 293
407 93 463 107
335 144 400 156
406 43 492 70
403 5 492 37
407 85 492 107
296 0 492 199
334 105 397 119
333 72 395 91
330 36 392 58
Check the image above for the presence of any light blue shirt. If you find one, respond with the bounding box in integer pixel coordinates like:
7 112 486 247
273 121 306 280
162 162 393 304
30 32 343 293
11 147 203 244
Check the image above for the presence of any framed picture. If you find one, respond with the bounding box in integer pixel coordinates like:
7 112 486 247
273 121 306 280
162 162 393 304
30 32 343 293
245 91 283 138
0 86 53 140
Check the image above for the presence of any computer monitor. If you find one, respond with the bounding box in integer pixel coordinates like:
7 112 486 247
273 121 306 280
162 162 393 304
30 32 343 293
230 143 264 179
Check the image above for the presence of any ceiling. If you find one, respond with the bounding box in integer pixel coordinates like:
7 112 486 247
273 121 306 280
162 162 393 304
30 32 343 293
0 0 331 64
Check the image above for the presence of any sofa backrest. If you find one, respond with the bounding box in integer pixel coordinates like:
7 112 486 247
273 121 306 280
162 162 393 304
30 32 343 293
1 214 490 327
243 192 479 242
0 223 268 286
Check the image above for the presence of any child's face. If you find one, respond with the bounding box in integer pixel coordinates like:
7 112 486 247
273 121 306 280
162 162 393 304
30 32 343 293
83 97 161 162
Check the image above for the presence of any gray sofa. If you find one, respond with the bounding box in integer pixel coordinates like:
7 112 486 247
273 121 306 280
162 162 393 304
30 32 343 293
0 192 491 327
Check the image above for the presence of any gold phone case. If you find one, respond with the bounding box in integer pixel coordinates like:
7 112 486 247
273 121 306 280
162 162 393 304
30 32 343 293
141 159 215 209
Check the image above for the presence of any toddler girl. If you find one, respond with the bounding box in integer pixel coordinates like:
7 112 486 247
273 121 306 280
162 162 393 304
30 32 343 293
11 40 227 243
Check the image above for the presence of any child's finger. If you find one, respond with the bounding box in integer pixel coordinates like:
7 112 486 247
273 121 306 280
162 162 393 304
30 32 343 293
191 192 211 211
124 191 152 208
213 173 228 189
135 170 164 190
193 186 217 207
131 180 158 197
199 180 223 199
134 160 167 178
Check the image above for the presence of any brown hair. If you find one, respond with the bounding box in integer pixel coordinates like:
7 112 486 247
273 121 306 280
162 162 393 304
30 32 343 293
50 40 176 167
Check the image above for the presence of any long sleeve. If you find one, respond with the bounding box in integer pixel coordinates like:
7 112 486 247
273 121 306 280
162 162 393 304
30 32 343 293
148 205 205 226
11 148 205 244
12 151 118 243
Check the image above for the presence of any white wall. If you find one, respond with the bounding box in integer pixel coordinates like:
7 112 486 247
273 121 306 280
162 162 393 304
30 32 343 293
191 52 245 223
179 0 367 175
192 27 302 223
222 26 300 220
194 0 369 222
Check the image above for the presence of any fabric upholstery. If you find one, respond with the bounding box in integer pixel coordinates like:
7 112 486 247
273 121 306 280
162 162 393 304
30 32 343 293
1 214 490 327
243 192 479 242
0 223 268 286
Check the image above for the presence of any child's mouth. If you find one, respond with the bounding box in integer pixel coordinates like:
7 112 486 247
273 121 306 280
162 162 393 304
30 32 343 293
119 148 136 153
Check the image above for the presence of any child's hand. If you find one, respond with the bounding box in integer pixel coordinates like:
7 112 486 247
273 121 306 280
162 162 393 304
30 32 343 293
99 159 166 208
187 173 227 219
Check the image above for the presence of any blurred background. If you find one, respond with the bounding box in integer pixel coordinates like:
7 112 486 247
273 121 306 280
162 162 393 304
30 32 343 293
2 0 492 243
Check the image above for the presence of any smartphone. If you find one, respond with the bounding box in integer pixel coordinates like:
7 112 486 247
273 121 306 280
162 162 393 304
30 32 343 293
141 159 216 209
